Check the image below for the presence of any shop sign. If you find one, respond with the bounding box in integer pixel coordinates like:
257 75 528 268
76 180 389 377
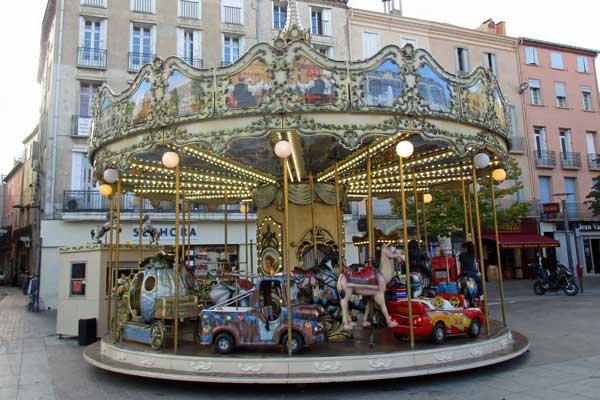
578 222 600 232
542 203 560 214
132 227 198 239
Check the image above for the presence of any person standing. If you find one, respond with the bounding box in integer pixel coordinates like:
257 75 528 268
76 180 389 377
459 242 482 298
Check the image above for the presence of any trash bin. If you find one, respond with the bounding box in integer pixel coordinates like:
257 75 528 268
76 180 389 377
78 318 97 346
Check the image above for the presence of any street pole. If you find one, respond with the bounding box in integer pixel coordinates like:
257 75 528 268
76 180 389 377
562 199 573 271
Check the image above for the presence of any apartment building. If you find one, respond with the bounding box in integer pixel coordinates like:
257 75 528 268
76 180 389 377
518 38 600 274
35 0 350 309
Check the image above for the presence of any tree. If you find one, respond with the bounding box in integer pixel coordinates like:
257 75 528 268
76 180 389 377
390 157 529 239
586 178 600 216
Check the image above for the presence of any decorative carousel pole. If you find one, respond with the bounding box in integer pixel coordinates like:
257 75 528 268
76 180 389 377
114 173 122 339
137 195 143 271
335 163 344 269
99 175 115 332
412 172 421 247
240 203 250 276
472 152 491 335
275 140 294 356
224 189 229 271
187 200 192 274
309 174 319 265
162 151 180 353
367 145 375 266
490 168 508 326
460 172 470 241
422 193 433 256
396 140 415 349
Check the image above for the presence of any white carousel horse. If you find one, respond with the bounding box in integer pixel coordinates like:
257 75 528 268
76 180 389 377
337 244 404 330
142 215 160 245
91 214 119 243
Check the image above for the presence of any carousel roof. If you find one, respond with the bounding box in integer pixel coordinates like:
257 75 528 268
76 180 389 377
88 10 511 204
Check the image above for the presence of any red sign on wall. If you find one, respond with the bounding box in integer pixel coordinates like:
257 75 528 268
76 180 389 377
542 203 560 214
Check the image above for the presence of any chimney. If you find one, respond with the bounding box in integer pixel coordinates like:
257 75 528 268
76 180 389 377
495 21 506 36
476 19 507 36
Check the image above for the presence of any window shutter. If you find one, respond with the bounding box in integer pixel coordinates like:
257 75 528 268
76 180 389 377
193 30 202 63
177 0 181 17
71 153 83 190
151 0 156 14
100 19 107 49
454 48 460 73
129 23 134 53
129 0 134 11
176 28 185 58
322 8 331 36
151 25 157 55
554 82 566 97
78 17 85 48
240 36 246 57
529 79 540 89
197 0 202 19
463 48 470 73
581 85 591 94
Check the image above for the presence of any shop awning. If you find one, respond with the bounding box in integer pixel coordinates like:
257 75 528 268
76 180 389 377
482 233 560 249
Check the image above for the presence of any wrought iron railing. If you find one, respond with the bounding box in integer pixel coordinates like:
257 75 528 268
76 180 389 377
63 191 255 213
539 202 594 221
77 47 107 69
80 0 106 8
588 153 600 169
560 152 582 168
128 52 155 71
179 0 200 19
223 6 242 24
533 150 556 167
131 0 154 13
183 57 203 68
71 116 92 136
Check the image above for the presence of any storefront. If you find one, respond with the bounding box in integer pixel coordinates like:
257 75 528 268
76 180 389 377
576 222 600 275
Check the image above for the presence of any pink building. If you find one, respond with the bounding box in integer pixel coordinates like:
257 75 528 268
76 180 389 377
518 38 600 274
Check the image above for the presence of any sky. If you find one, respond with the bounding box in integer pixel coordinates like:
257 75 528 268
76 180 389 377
0 0 598 175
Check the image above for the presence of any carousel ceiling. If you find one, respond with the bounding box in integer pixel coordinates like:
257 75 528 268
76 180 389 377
89 28 511 202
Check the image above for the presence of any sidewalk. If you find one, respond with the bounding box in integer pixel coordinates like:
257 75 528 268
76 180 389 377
1 278 600 399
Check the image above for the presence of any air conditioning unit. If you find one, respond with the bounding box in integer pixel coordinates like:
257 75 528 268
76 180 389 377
66 198 79 211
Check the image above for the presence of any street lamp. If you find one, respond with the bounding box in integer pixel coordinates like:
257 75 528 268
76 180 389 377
553 192 575 272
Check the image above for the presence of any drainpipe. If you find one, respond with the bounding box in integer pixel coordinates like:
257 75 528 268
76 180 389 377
346 8 354 62
49 0 66 220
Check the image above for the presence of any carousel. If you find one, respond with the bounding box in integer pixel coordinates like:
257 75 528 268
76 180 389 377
83 2 528 384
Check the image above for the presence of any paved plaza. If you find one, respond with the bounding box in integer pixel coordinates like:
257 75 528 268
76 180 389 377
1 279 600 400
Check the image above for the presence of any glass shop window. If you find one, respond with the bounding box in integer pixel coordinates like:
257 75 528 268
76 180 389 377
70 263 86 296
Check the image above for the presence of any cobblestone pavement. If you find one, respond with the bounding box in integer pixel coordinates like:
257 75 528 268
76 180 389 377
1 278 600 400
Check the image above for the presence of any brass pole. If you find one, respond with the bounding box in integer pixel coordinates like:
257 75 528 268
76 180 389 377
138 195 143 272
114 177 122 340
187 200 192 273
249 239 254 281
309 174 318 265
174 162 181 353
244 204 249 275
367 146 375 265
471 158 490 335
283 159 293 355
490 173 507 326
467 183 475 242
107 192 114 332
460 173 470 240
224 189 229 270
422 198 429 257
335 163 343 269
399 155 414 348
412 172 421 247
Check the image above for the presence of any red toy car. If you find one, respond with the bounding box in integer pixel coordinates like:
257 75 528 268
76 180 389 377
388 294 485 344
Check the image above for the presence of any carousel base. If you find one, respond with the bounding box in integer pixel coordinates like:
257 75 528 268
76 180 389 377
84 321 528 384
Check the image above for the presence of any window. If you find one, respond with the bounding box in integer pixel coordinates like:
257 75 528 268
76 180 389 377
71 151 94 190
483 52 498 76
362 32 379 59
581 86 593 111
529 79 542 105
129 24 155 71
560 129 573 157
564 177 577 204
455 47 470 76
400 37 416 47
78 17 107 68
534 126 547 158
577 56 589 73
550 52 564 69
130 0 155 14
177 28 202 68
313 44 332 58
178 0 201 20
223 35 242 65
76 82 100 136
70 263 86 296
554 82 567 108
310 7 331 36
538 176 552 204
81 0 107 8
525 47 538 65
273 1 287 30
222 0 243 24
587 132 598 167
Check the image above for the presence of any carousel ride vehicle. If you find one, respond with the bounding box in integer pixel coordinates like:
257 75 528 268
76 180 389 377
83 1 527 383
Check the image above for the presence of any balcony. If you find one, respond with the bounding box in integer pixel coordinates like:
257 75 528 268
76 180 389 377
77 47 106 69
80 0 106 8
131 0 154 13
223 6 242 24
588 153 600 170
539 203 595 222
183 57 203 69
533 150 556 168
560 152 582 169
128 52 155 72
63 191 254 214
71 116 92 136
179 0 200 19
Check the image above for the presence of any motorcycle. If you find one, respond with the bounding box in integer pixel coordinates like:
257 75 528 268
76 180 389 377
532 262 578 296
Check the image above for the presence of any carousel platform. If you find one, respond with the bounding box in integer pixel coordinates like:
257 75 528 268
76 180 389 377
84 320 528 384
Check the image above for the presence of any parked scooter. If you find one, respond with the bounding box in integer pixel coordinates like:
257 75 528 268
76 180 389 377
532 262 578 296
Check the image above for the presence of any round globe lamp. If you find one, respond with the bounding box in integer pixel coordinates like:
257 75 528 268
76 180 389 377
162 151 180 169
423 193 433 204
396 140 414 158
103 168 119 184
492 168 507 183
474 153 491 169
99 184 113 197
274 140 292 159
